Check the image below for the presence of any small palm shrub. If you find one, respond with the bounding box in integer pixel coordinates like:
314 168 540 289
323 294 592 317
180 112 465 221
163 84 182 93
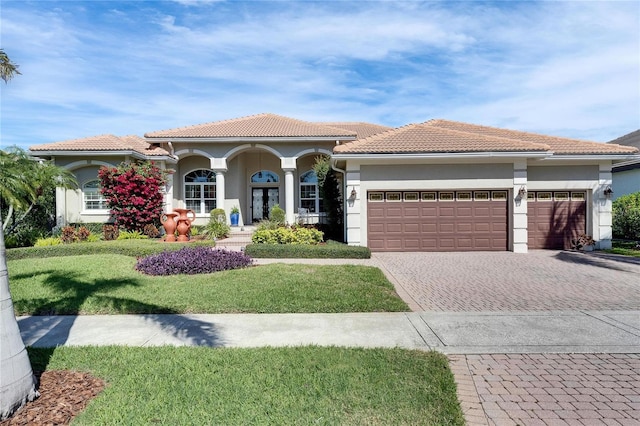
252 226 324 245
143 224 160 238
135 247 253 276
203 208 231 239
103 224 119 241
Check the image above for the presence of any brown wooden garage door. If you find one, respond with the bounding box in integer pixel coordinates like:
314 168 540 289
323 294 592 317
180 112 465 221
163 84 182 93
527 191 586 249
367 190 508 252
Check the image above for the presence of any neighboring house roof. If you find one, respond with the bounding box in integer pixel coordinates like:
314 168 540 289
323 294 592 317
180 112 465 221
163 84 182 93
29 134 170 156
334 119 639 155
608 129 640 172
316 122 392 139
145 113 358 139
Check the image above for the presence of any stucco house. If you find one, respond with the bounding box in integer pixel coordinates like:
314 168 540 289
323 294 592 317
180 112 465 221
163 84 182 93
608 129 640 199
30 113 639 253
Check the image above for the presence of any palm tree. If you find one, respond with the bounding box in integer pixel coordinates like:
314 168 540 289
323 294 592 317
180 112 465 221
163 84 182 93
0 49 21 83
0 50 38 421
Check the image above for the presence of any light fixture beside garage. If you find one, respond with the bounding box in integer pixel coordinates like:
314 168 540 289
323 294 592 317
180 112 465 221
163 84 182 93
518 186 527 198
604 186 613 198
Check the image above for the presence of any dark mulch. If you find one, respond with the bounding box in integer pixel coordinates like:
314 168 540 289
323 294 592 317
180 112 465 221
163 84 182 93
1 371 105 426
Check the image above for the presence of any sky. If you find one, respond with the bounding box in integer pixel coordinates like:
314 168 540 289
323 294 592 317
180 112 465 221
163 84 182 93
1 0 639 150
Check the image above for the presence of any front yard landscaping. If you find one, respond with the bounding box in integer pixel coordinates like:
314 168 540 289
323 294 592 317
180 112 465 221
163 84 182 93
8 250 409 315
27 346 464 425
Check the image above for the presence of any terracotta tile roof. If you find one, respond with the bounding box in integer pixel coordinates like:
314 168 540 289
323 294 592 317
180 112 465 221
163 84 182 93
316 122 392 139
334 122 550 154
608 129 640 149
145 113 357 139
427 120 638 155
334 119 639 155
30 134 170 156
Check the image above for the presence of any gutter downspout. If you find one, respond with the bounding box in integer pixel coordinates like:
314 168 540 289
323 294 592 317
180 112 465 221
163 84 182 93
331 157 347 243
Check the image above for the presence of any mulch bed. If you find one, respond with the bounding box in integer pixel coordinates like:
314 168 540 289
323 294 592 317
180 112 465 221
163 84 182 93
1 371 105 426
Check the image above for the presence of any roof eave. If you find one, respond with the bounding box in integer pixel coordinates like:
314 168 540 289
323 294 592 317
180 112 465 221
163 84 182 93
541 154 640 162
331 151 551 160
145 136 356 143
28 149 176 162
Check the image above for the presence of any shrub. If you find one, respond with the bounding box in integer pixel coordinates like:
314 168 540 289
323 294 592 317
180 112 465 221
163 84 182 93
61 226 78 244
117 230 148 240
7 239 217 261
76 226 91 242
98 161 167 232
613 192 640 240
135 247 253 276
143 224 160 238
244 242 371 259
269 204 286 225
103 224 119 241
252 226 323 245
34 237 62 247
256 219 282 231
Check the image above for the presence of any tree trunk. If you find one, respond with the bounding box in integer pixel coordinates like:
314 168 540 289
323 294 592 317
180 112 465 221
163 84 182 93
0 220 38 420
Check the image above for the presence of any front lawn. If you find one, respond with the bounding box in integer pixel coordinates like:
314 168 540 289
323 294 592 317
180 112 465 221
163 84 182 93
8 254 409 315
606 240 640 258
29 346 464 425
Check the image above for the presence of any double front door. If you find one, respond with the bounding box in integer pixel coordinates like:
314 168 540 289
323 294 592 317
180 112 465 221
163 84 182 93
252 188 279 222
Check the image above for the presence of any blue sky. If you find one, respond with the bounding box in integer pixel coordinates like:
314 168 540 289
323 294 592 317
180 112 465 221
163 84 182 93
1 0 639 150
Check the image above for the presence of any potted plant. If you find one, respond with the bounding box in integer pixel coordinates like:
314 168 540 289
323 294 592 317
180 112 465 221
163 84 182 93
571 234 596 252
230 206 240 227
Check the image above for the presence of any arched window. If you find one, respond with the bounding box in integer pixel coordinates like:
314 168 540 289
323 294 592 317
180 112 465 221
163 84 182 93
299 170 323 213
184 170 216 214
83 180 107 210
251 170 279 183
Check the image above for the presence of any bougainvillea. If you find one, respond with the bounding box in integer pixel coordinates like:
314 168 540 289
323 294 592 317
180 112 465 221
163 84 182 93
98 161 167 232
135 247 253 276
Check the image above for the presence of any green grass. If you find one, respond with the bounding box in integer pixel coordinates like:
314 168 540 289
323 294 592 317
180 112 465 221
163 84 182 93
8 254 409 315
29 346 464 425
604 240 640 258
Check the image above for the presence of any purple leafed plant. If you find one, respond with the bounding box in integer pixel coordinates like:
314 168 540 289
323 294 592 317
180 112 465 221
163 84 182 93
135 247 253 276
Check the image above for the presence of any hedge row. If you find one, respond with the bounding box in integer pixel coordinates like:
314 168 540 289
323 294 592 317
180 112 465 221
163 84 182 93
6 239 217 261
244 243 371 259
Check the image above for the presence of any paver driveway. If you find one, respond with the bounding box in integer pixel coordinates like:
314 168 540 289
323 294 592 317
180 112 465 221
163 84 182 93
373 250 640 426
373 250 640 312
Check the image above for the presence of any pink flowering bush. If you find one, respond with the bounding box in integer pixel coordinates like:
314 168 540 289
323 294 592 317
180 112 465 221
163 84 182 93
98 161 167 232
135 247 253 276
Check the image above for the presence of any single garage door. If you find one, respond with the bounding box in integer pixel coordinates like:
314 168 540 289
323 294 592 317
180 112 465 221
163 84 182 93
527 191 586 249
367 190 508 252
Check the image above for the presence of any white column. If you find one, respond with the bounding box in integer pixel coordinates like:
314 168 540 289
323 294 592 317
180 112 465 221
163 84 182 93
512 161 528 253
55 187 66 227
345 167 361 246
284 169 295 224
215 171 226 213
596 163 613 249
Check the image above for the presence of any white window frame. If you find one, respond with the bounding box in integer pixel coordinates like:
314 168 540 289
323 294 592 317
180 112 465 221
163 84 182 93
299 170 322 213
184 169 216 215
82 180 108 211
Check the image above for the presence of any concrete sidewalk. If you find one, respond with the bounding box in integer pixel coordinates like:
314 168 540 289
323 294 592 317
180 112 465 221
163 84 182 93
18 310 640 353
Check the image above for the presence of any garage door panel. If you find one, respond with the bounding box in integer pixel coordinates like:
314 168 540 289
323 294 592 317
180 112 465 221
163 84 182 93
528 192 586 249
368 190 508 252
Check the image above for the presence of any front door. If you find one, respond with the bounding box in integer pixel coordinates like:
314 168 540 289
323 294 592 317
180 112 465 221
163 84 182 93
252 188 279 221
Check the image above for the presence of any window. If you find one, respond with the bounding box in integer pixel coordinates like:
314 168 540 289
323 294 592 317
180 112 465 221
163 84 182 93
184 170 216 214
251 170 279 183
299 170 322 213
83 180 107 210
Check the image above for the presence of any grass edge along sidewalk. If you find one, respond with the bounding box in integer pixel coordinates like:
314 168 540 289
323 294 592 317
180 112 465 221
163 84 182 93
22 345 465 426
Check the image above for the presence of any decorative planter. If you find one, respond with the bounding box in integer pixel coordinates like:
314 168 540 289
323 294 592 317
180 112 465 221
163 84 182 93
160 212 179 242
230 212 240 227
172 208 196 242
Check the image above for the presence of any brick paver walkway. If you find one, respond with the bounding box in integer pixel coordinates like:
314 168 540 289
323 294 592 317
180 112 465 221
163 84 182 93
373 251 640 311
373 251 640 426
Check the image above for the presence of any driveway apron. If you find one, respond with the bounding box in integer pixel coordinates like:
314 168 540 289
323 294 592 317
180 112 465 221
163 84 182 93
373 250 640 426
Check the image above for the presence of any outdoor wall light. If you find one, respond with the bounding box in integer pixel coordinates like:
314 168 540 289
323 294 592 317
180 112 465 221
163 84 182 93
604 186 613 198
350 187 357 199
518 186 527 198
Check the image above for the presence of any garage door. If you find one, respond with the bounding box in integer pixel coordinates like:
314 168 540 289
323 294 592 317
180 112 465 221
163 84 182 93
367 190 508 252
527 191 586 249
